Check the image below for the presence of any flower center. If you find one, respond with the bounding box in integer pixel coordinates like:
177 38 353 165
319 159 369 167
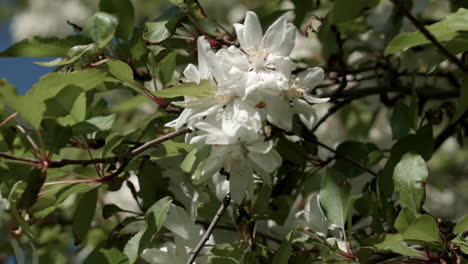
216 93 234 106
286 83 303 100
249 50 269 72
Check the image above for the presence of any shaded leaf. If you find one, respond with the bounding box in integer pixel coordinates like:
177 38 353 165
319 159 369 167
18 169 46 210
35 43 98 67
319 168 351 229
143 5 185 43
83 12 119 48
73 188 99 244
272 228 296 264
385 8 468 55
403 214 441 245
158 51 178 88
453 215 468 234
100 0 135 39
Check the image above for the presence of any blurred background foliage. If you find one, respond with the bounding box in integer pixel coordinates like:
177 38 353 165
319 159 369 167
0 0 468 263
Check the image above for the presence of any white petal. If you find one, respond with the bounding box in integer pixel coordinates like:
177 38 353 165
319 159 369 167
229 160 253 204
293 99 318 130
198 147 229 183
246 140 273 154
233 23 247 52
262 16 287 54
242 11 263 52
297 67 325 90
303 93 329 104
183 64 201 83
266 95 293 131
247 148 282 173
197 37 214 79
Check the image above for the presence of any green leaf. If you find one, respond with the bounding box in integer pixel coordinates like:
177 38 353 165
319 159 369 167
0 35 90 57
158 51 178 88
85 248 129 264
209 256 239 264
328 0 379 23
123 197 172 263
4 70 107 129
40 119 72 154
333 141 379 178
143 5 185 43
102 204 124 219
453 215 468 234
18 169 46 210
151 141 193 159
291 0 314 27
72 115 116 135
83 12 119 48
102 133 125 157
393 153 428 218
29 183 98 219
319 168 351 229
34 43 99 67
99 0 135 39
391 101 412 139
372 234 422 257
403 214 441 244
272 228 296 264
106 60 134 83
153 80 216 98
385 8 468 55
44 85 86 124
379 124 433 198
73 188 98 244
395 207 414 233
137 163 171 210
453 80 468 123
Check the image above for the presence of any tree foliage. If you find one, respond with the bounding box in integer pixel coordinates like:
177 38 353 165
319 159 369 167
0 0 467 263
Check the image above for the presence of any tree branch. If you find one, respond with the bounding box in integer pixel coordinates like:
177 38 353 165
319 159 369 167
0 128 192 169
187 194 231 264
391 0 468 75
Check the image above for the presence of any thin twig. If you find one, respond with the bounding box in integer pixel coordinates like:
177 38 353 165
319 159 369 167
187 194 231 264
0 128 192 168
391 0 468 75
313 139 378 177
0 112 18 127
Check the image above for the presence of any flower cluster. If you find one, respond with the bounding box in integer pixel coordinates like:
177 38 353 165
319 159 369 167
167 11 328 203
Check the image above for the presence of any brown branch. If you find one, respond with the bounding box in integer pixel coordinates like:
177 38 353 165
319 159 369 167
391 0 468 75
187 195 231 264
0 128 192 169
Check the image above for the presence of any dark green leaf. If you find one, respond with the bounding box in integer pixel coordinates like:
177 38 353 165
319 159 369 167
73 188 99 244
272 228 296 264
137 163 171 210
453 80 468 122
334 141 379 178
391 101 412 139
158 51 178 88
328 0 379 23
72 115 116 135
102 204 124 219
83 12 119 48
85 247 129 264
319 168 351 229
106 60 134 83
100 0 135 39
18 169 46 210
143 5 185 43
